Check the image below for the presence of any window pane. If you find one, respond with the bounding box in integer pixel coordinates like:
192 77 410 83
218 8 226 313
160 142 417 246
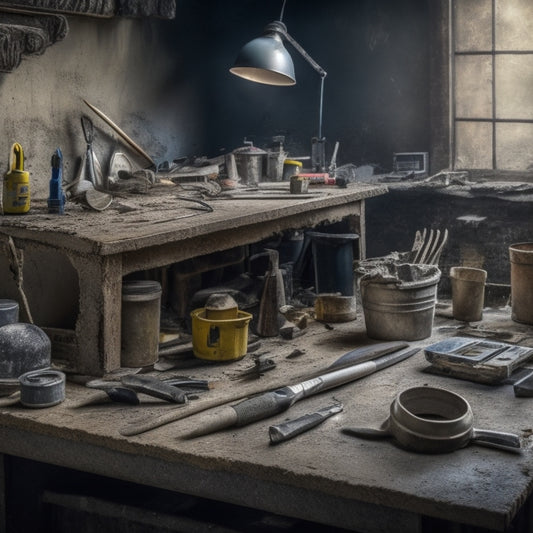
496 122 533 170
454 0 492 52
455 121 493 168
455 55 493 118
495 55 533 119
496 0 533 50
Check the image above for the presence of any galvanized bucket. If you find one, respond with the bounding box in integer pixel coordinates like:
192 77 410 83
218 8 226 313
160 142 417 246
361 264 441 341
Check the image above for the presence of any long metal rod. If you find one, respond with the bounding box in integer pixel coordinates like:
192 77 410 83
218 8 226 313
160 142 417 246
281 27 327 140
318 76 325 139
279 0 287 22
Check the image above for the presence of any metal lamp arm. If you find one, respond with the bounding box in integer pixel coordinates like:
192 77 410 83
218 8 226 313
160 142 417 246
266 21 327 140
283 31 327 79
267 21 327 79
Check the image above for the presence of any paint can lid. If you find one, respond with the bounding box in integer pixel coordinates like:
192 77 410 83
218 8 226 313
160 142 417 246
122 280 162 298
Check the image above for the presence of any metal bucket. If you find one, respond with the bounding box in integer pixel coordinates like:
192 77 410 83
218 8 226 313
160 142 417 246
361 266 441 341
509 243 533 325
233 144 266 187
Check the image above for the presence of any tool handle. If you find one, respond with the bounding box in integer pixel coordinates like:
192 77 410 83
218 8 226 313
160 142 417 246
471 428 522 453
185 405 239 438
233 390 295 426
121 375 188 404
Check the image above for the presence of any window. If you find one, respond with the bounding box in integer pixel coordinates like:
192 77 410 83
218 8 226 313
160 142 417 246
453 0 533 170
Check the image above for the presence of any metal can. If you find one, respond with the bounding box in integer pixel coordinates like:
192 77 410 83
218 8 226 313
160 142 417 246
121 280 162 368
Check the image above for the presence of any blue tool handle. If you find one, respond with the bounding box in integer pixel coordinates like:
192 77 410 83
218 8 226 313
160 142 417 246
48 148 65 214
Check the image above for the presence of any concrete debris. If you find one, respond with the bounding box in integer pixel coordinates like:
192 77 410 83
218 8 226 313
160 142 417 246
358 262 441 288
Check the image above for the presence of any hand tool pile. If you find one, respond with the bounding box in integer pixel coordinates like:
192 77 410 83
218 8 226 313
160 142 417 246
63 329 523 454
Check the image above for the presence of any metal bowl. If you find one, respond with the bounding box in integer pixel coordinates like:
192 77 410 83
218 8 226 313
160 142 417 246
389 386 473 453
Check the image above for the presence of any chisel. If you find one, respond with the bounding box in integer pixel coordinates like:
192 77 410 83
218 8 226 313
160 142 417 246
269 403 343 444
184 348 419 439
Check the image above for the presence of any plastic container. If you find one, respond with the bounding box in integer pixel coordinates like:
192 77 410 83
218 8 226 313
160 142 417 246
191 308 252 361
3 142 30 214
283 159 303 181
509 243 533 325
308 232 359 296
361 265 441 341
121 280 162 368
450 266 487 322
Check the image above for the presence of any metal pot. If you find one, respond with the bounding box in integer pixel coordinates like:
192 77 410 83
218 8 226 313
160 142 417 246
0 323 51 380
343 386 521 453
233 141 267 187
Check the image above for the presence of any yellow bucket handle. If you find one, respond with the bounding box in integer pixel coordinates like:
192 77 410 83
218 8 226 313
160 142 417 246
9 143 24 172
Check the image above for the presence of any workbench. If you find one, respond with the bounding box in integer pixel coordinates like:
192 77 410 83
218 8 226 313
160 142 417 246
0 182 386 376
0 307 532 532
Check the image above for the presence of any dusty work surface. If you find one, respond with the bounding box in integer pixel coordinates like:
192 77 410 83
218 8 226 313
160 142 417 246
0 307 532 532
0 182 387 255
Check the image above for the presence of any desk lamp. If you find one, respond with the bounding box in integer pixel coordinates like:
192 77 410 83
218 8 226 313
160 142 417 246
230 3 328 172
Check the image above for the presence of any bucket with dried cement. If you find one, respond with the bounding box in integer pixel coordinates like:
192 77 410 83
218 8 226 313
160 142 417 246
509 243 533 325
360 263 441 341
450 266 487 322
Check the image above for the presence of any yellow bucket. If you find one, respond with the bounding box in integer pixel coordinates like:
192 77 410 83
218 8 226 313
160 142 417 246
191 308 252 361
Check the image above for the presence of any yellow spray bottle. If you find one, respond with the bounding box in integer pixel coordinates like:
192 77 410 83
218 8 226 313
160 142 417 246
3 142 30 214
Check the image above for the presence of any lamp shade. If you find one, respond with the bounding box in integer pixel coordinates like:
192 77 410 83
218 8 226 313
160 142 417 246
230 31 296 86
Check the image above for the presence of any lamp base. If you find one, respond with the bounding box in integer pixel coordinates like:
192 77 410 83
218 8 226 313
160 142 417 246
311 137 326 172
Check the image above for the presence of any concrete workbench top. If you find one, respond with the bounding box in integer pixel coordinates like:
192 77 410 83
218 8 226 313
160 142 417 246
0 306 531 532
0 182 387 256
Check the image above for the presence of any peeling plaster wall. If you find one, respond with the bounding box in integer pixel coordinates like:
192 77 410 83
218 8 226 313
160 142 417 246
0 11 206 199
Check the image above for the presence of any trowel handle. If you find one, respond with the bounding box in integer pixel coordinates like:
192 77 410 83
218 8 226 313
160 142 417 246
471 428 521 453
342 426 391 440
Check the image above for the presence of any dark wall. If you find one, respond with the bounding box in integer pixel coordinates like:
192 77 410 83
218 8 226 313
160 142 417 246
365 189 533 289
199 0 430 171
0 0 431 194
